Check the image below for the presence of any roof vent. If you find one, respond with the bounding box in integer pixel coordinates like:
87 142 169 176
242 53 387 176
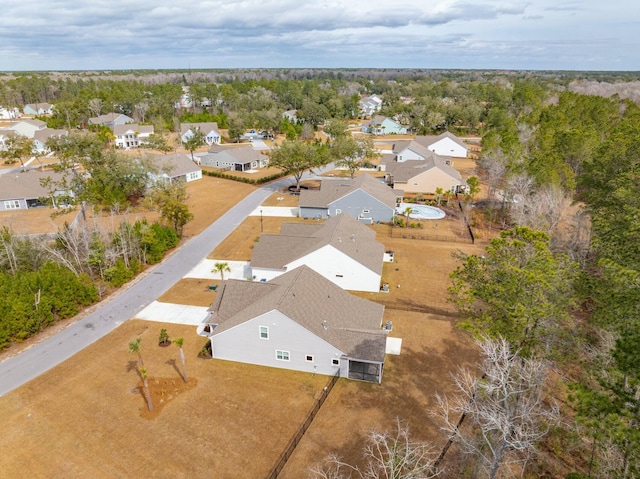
322 320 328 330
351 234 355 242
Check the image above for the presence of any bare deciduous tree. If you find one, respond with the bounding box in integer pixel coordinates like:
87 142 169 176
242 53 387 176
435 337 559 479
309 418 440 479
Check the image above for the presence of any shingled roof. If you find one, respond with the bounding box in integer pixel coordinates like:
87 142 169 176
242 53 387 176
208 265 386 362
0 169 65 201
251 213 383 274
414 132 468 151
146 153 201 179
299 173 396 209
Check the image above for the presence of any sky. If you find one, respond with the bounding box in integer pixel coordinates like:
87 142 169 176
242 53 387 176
0 0 638 72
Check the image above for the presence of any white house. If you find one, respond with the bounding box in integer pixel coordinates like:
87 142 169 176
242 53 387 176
6 119 46 138
251 213 383 292
0 106 21 120
415 132 469 158
282 109 299 124
180 122 221 146
23 103 54 116
359 94 383 117
198 265 388 383
113 124 154 149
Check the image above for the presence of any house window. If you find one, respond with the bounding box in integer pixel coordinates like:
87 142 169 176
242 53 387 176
335 208 342 215
332 358 340 366
4 200 20 210
276 350 290 361
259 326 269 339
305 355 314 362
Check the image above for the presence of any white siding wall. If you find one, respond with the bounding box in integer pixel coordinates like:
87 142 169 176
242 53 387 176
211 310 345 377
396 148 424 162
250 267 285 282
287 245 380 292
428 138 468 158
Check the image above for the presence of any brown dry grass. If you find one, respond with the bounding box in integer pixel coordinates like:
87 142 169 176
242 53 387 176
0 320 329 479
0 157 497 477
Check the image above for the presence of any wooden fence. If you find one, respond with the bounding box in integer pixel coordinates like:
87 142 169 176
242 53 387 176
266 372 340 479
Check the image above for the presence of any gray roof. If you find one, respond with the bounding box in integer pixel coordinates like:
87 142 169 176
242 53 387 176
180 122 219 136
414 132 468 151
392 140 447 162
113 123 154 135
209 265 387 362
87 113 133 126
201 145 265 164
299 173 396 209
24 103 53 111
0 169 65 200
251 213 383 274
33 128 67 142
147 153 201 179
382 156 463 184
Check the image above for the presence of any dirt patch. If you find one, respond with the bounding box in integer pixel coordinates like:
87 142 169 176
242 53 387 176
156 278 217 307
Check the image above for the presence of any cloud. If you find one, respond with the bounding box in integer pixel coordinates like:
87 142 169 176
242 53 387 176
0 0 637 71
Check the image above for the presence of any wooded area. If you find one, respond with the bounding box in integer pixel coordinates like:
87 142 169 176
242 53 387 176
1 68 640 478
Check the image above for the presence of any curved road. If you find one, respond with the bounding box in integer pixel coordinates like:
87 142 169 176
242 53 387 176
0 172 321 397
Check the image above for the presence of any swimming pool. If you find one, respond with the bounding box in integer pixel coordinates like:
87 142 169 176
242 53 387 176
396 203 446 220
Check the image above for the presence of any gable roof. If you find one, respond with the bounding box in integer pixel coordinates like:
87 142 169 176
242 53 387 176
0 169 65 200
299 173 397 209
113 123 154 135
204 144 265 163
88 113 133 126
147 153 201 179
251 213 383 274
24 103 53 112
414 132 468 151
383 156 463 183
209 265 386 362
33 128 67 143
180 122 219 136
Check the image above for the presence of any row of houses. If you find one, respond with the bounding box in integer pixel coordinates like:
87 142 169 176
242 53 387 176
87 113 223 150
0 152 203 212
0 118 68 154
199 213 391 383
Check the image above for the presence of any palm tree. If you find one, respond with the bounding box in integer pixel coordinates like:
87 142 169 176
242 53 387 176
139 366 154 412
129 337 144 368
212 262 231 281
173 337 188 383
403 206 413 228
435 187 444 206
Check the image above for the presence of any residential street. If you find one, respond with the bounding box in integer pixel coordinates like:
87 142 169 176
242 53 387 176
0 165 339 397
0 173 309 397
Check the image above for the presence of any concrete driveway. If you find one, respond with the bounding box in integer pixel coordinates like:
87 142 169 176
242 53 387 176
136 302 209 325
184 259 251 280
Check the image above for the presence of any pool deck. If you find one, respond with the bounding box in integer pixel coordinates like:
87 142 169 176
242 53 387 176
396 203 446 220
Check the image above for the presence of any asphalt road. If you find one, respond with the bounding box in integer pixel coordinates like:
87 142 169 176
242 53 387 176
0 173 312 397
